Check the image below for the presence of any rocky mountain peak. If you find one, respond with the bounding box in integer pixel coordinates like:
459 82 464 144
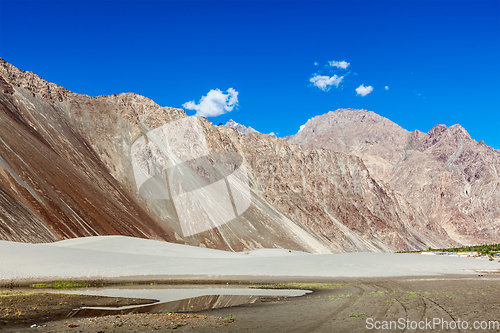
448 124 471 139
0 58 77 103
286 108 500 246
224 119 259 135
287 108 410 165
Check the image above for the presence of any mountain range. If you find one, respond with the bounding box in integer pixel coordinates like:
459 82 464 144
286 109 500 245
1 58 497 252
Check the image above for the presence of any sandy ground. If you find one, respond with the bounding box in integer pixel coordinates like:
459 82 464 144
2 236 500 332
2 236 500 284
1 275 500 332
204 275 500 333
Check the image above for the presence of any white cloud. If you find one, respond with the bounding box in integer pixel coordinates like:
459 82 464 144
314 62 318 66
356 84 373 96
183 88 238 117
269 132 276 136
310 74 344 91
385 86 389 90
328 60 350 69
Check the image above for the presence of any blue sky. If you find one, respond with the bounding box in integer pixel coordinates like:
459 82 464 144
1 0 499 148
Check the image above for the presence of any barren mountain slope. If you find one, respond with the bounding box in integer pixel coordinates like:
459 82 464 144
0 59 457 251
389 124 500 244
0 59 335 253
286 109 410 181
205 123 456 252
286 109 500 245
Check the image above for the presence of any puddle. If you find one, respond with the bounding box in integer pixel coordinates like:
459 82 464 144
68 294 261 317
43 285 311 317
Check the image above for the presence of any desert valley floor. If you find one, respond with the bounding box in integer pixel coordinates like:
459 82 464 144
2 275 500 332
1 236 500 332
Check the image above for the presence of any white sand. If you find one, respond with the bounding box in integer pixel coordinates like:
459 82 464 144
1 236 498 282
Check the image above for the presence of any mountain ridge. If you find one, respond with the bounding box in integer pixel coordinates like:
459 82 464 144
286 108 500 245
0 59 462 251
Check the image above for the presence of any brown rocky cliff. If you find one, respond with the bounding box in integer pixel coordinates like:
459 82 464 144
205 121 456 252
286 108 500 245
388 123 500 244
0 59 332 252
0 61 177 243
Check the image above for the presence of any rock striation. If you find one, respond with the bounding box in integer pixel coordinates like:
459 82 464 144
286 109 500 245
0 59 459 251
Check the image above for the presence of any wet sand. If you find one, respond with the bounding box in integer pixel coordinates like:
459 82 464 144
2 274 500 332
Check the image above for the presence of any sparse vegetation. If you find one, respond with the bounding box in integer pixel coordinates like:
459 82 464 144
330 293 353 300
0 292 36 297
399 244 500 255
30 279 103 290
252 282 350 290
368 291 385 297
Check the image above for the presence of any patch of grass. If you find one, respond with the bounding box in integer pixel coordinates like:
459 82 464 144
30 279 100 290
367 291 385 297
0 292 36 297
405 291 418 299
330 293 353 300
253 282 350 290
350 313 365 317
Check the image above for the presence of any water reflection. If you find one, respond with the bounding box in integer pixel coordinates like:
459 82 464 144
51 285 311 317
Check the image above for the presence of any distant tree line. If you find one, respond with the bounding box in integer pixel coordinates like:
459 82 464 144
399 244 500 255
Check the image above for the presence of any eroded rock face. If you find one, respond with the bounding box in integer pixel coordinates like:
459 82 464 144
0 59 457 251
286 109 500 245
0 59 332 252
205 124 455 252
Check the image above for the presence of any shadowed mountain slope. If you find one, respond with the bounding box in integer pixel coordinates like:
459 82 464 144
0 60 457 252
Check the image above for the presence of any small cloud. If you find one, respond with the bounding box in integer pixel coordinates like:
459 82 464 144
328 60 350 69
298 118 312 133
385 86 389 90
183 88 238 117
269 132 276 136
314 62 318 66
356 84 373 96
310 74 344 91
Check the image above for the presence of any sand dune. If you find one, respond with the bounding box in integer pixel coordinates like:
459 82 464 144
1 236 498 282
